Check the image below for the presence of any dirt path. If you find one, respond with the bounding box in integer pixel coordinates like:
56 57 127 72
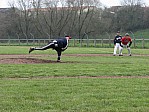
0 54 148 64
0 54 149 79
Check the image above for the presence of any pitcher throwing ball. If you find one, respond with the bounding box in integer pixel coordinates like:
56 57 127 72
29 35 71 62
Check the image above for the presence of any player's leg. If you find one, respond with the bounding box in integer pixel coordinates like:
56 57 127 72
119 46 123 55
57 51 62 62
113 43 118 55
127 47 131 56
29 42 55 53
119 45 123 56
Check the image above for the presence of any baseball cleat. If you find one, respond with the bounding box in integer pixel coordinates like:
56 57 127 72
29 47 35 53
57 60 61 62
129 54 132 56
119 54 123 56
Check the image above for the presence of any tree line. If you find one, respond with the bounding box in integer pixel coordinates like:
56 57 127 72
1 0 149 39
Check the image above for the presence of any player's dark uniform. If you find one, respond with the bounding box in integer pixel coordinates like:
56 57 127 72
113 31 122 55
114 35 122 45
29 36 71 62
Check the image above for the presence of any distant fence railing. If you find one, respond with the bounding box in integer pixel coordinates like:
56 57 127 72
0 38 149 48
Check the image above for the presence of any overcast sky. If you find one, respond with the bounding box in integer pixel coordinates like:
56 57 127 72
0 0 149 8
100 0 149 7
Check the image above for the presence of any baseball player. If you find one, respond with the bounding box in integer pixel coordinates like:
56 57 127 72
113 31 122 56
119 33 132 56
29 35 71 62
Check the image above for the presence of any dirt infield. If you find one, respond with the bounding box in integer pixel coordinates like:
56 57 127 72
0 54 149 64
1 54 149 79
0 54 53 64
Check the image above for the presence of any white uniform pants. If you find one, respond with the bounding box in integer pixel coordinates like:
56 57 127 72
113 43 122 55
119 44 131 55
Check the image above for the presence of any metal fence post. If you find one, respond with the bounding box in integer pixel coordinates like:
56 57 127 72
7 34 10 45
133 38 136 48
30 33 35 45
130 31 135 48
80 38 82 47
24 33 28 45
87 35 89 47
106 32 111 47
84 32 89 47
101 39 103 47
94 39 96 47
142 38 145 48
73 39 75 47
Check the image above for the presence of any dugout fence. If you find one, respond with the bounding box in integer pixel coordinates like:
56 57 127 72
0 38 149 49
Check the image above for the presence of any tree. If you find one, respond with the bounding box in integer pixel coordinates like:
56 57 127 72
12 0 102 38
0 8 18 39
120 0 144 6
119 0 145 31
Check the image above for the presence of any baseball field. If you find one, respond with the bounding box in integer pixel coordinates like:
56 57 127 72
0 46 149 112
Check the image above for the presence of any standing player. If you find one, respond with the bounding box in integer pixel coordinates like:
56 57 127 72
29 35 71 62
113 31 122 56
119 33 132 56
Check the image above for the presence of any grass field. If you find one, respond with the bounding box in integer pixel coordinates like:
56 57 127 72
0 46 149 112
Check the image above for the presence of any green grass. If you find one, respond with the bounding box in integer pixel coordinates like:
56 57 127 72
1 78 149 112
0 46 149 54
134 29 149 39
0 46 149 112
0 55 149 78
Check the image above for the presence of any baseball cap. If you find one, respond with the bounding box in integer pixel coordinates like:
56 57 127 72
65 35 71 39
117 31 120 33
125 33 129 36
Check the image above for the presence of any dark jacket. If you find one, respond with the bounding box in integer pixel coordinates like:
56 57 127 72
54 37 68 51
114 35 122 44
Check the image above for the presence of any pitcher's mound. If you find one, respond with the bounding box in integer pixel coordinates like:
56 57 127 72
0 58 58 64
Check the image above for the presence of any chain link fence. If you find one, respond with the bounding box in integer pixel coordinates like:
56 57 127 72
0 38 149 48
